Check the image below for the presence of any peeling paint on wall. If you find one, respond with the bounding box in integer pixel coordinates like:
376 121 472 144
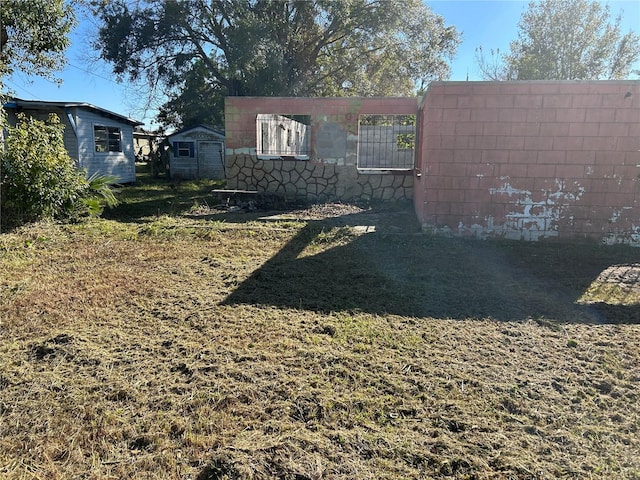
489 182 529 198
603 224 640 247
610 209 624 223
453 179 586 241
228 147 257 156
416 80 640 243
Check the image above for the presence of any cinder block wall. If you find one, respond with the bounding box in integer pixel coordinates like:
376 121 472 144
225 97 417 202
415 81 640 244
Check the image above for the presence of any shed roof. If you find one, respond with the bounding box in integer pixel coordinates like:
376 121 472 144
167 124 225 139
4 98 144 126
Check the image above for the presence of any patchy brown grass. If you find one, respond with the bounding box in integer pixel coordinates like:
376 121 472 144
1 182 640 479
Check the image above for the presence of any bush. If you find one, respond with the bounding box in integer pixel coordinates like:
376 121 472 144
1 113 118 228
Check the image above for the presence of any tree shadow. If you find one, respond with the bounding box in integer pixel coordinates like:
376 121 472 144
102 171 225 223
105 170 639 324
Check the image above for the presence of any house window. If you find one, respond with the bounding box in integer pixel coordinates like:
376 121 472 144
94 125 122 153
173 141 194 158
256 114 311 160
357 114 415 170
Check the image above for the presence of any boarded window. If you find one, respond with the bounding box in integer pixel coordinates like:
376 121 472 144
256 114 311 159
357 115 415 170
94 125 122 153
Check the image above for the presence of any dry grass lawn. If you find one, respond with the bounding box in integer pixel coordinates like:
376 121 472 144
1 174 640 479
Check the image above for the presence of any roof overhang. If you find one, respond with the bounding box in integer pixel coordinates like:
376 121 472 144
3 98 144 126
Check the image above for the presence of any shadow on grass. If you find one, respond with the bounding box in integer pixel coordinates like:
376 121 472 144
103 167 225 222
107 168 639 323
222 216 640 324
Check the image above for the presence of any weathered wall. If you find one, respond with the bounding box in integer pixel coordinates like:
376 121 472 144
168 127 225 180
225 97 417 202
75 109 136 183
256 114 309 157
415 81 640 245
5 106 136 183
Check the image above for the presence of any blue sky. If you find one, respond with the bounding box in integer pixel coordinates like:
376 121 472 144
5 0 639 129
429 0 640 80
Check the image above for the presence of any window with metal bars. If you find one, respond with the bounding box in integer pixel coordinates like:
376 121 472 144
357 114 415 170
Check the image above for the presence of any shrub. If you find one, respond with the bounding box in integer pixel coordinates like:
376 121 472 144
83 172 120 217
1 113 118 228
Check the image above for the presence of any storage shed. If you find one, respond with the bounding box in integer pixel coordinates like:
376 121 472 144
166 125 225 180
4 98 143 183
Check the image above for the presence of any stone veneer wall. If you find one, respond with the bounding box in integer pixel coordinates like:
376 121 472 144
414 81 640 245
225 97 417 202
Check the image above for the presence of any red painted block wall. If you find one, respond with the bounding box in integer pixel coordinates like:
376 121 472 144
414 81 640 244
226 96 418 150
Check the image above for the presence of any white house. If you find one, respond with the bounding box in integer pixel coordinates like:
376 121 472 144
4 98 143 183
166 124 225 180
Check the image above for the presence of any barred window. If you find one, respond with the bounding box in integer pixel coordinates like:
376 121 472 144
357 115 415 170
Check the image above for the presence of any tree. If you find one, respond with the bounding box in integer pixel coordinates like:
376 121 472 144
0 0 76 84
91 0 460 129
475 46 510 82
156 60 226 129
476 0 640 80
0 0 76 130
0 1 80 231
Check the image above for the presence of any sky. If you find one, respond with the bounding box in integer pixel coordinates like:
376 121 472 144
4 0 640 129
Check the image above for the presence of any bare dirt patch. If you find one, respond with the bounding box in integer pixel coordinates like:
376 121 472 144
1 199 640 479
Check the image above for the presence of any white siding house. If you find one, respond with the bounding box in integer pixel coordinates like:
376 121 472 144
4 98 143 183
166 125 225 180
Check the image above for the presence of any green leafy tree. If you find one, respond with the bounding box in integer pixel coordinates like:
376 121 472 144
1 113 117 228
0 0 75 130
477 0 640 80
92 0 460 129
0 1 112 230
0 0 75 85
156 60 225 129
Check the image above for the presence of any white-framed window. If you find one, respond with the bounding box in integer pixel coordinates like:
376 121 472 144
357 114 415 171
256 114 311 160
173 141 194 158
94 125 122 153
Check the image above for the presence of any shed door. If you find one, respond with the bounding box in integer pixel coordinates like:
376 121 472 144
197 141 224 179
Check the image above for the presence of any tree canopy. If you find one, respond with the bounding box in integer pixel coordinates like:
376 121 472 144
476 0 640 80
0 0 75 84
91 0 460 129
0 0 75 128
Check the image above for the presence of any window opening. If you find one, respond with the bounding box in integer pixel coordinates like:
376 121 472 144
94 125 122 153
357 114 415 170
174 141 194 158
256 114 311 160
